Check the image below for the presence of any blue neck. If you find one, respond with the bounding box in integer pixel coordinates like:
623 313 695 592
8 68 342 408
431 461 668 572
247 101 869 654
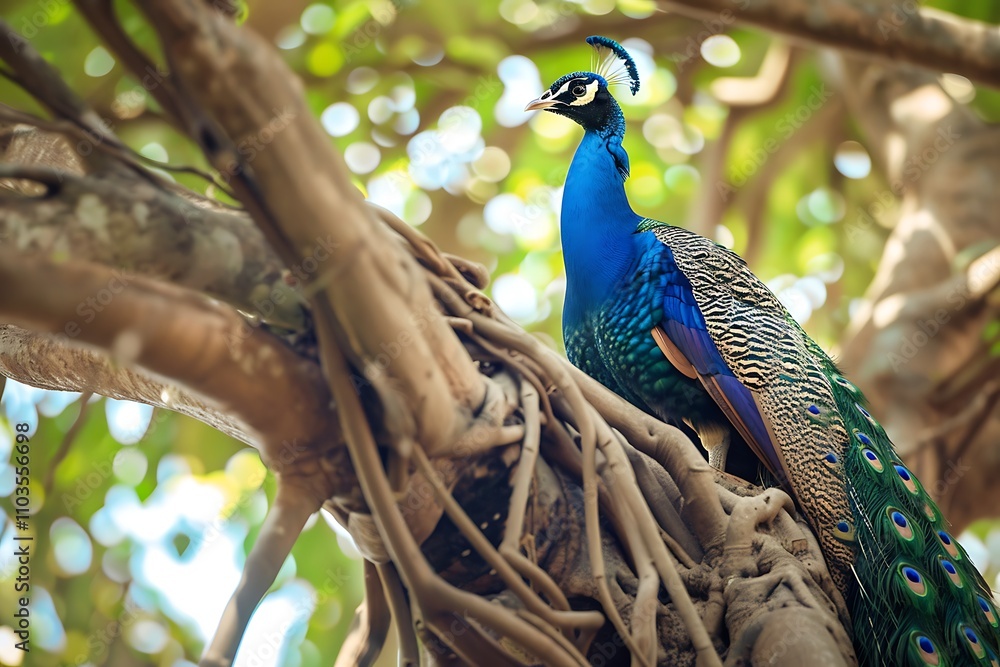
561 123 642 324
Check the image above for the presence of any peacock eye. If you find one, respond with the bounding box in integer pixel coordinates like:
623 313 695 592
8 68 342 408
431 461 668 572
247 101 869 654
572 85 586 97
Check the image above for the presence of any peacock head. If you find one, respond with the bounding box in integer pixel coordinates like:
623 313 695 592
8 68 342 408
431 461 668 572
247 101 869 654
525 36 639 132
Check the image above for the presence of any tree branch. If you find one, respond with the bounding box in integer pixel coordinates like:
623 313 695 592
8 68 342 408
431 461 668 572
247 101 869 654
0 249 348 496
836 59 1000 530
659 0 1000 89
0 161 307 330
0 324 250 441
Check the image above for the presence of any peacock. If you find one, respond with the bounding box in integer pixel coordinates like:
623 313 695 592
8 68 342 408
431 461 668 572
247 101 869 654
525 35 1000 666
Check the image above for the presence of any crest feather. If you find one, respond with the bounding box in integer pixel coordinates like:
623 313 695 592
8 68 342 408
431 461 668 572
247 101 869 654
586 35 640 95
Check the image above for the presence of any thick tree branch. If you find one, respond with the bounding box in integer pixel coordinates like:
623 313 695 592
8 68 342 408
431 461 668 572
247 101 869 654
0 161 307 329
0 324 250 442
0 250 349 497
659 0 1000 89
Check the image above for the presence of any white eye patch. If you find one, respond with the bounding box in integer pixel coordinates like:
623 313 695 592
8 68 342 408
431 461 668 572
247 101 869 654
569 80 599 106
550 79 576 98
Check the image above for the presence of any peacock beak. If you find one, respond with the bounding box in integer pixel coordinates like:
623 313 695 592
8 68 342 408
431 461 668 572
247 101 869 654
525 95 559 111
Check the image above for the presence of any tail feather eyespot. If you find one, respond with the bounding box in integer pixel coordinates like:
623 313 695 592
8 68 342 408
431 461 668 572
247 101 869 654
937 557 963 588
960 624 986 659
887 507 915 542
862 448 884 472
937 530 960 558
978 596 998 628
898 563 929 597
894 464 920 495
911 633 941 665
833 520 855 541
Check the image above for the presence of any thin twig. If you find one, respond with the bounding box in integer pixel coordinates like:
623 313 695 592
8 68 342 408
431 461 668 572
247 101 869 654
502 381 542 554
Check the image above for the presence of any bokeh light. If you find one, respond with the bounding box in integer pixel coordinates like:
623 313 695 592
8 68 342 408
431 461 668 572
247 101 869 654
834 141 872 179
700 35 741 68
84 46 114 77
105 399 153 445
51 518 92 575
300 3 336 35
321 102 360 137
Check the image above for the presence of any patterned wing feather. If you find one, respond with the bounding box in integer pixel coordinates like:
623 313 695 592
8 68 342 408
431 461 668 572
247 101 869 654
652 323 783 475
640 219 1000 666
639 219 855 586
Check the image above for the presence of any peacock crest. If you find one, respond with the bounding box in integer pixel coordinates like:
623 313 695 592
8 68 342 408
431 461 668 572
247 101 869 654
586 35 640 95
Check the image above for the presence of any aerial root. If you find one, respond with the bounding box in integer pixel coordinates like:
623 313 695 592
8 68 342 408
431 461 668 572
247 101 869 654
724 488 795 565
334 561 391 667
728 607 850 667
199 482 319 667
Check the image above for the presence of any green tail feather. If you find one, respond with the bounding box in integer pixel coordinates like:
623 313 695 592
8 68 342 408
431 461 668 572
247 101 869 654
826 369 1000 666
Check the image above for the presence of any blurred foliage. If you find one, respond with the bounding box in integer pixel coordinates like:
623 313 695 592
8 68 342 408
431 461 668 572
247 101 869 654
2 0 1000 665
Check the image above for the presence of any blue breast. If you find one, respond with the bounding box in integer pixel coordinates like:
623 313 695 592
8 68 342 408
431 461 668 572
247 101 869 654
563 227 722 428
